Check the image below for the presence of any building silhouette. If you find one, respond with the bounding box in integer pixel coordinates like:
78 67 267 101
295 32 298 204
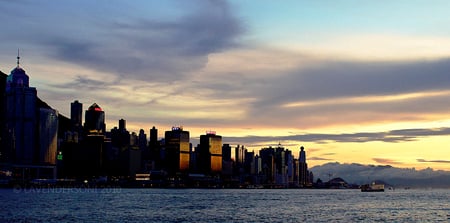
70 100 82 132
3 54 58 180
5 56 38 164
298 146 309 187
0 71 7 162
84 103 106 134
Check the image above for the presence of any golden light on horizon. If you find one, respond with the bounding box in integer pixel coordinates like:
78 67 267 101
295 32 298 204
283 90 450 108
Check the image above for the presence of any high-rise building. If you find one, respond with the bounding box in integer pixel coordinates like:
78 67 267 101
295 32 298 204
138 129 147 150
259 147 275 184
164 126 190 175
84 103 105 134
119 118 126 131
235 145 245 165
110 119 130 148
222 144 231 161
298 146 309 187
0 71 7 162
38 107 58 165
70 100 82 129
148 126 161 170
5 55 37 164
149 126 158 146
198 131 222 174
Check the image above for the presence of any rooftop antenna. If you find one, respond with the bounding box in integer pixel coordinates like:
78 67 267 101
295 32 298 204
16 49 20 68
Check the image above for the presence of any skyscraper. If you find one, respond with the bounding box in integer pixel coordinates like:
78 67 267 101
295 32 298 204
164 126 190 175
0 71 7 162
38 107 58 165
149 126 158 146
5 55 37 164
138 129 147 150
199 131 222 174
298 146 308 187
70 100 82 129
84 103 105 134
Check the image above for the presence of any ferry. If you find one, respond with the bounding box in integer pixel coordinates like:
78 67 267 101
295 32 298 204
360 182 384 192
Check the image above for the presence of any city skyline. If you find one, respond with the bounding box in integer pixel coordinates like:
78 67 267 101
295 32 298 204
1 0 450 171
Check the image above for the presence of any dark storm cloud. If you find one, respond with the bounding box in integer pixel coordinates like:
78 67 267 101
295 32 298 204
271 59 450 103
49 75 118 91
223 127 450 145
1 0 244 82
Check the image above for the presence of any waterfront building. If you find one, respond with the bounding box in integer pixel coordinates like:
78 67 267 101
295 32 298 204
148 126 162 170
164 126 190 175
3 54 58 180
5 55 38 164
198 131 223 174
38 107 58 165
298 146 309 187
259 147 275 184
221 144 233 176
0 71 7 162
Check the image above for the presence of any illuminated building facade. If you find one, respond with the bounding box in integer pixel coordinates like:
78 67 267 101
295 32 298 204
164 126 190 175
199 131 222 174
38 107 58 165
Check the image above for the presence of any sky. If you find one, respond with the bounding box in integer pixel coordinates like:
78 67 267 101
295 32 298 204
1 0 450 171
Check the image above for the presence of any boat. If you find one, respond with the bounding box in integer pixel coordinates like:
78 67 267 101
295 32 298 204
360 182 384 192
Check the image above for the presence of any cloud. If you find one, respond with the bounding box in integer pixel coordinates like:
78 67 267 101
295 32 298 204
223 127 450 145
373 158 403 165
417 159 450 163
0 0 245 82
308 157 333 161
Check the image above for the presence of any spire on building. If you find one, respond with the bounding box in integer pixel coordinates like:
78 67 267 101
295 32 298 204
17 49 20 68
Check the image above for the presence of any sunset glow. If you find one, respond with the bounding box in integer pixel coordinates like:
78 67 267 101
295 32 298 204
1 0 450 171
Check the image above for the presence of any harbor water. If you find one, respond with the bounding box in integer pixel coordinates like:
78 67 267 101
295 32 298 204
1 188 449 222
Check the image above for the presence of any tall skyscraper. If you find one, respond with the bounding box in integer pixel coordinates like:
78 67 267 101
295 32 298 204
38 107 58 165
148 126 160 169
222 144 231 161
0 71 7 162
199 131 222 174
119 118 126 131
110 119 130 148
5 55 37 164
70 100 82 129
235 145 245 165
149 126 158 146
298 146 308 187
164 126 190 175
84 103 105 134
138 129 147 150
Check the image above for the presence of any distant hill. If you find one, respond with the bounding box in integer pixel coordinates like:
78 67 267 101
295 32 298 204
310 162 450 188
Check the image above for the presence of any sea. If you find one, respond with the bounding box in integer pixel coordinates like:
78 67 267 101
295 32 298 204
0 187 449 222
